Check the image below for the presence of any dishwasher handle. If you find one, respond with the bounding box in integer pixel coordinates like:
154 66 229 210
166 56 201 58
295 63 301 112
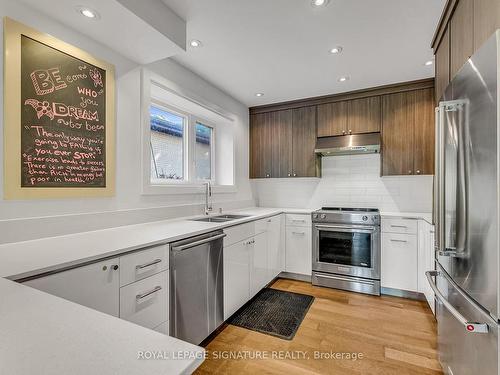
426 270 489 334
171 233 226 252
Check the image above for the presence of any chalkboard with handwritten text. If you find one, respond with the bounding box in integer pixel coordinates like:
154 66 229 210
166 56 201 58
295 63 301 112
20 35 106 188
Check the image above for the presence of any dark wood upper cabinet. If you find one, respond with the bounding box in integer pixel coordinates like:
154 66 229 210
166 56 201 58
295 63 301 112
474 0 500 51
450 0 474 78
381 89 435 176
382 92 415 176
317 101 347 137
292 106 318 178
347 97 381 134
413 88 435 175
435 25 450 103
249 107 318 179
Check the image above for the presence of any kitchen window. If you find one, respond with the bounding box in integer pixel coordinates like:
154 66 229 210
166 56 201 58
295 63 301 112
142 69 235 195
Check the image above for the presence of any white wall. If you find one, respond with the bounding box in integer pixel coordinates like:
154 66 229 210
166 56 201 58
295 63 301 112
253 154 433 213
0 1 253 243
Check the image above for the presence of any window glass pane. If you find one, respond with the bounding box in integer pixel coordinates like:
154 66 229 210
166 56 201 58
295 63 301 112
150 106 185 181
195 122 212 180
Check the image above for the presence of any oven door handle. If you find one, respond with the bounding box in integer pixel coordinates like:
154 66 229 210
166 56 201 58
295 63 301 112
315 224 377 232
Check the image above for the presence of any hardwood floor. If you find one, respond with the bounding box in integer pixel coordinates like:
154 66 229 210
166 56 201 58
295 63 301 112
195 279 441 375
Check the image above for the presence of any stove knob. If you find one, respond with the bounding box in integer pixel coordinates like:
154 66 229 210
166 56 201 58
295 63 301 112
321 214 327 219
362 215 368 221
313 214 318 219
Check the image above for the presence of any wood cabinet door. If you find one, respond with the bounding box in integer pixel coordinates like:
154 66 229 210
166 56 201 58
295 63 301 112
292 106 318 177
347 96 381 134
273 110 293 178
250 112 275 178
381 92 415 176
413 88 435 175
474 0 500 51
450 0 474 78
435 25 450 103
317 101 347 137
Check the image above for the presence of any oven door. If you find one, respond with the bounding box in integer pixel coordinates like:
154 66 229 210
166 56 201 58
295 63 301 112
313 224 380 280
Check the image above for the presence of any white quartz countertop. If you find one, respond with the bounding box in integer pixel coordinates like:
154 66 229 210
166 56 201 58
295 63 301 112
0 277 204 375
380 211 433 224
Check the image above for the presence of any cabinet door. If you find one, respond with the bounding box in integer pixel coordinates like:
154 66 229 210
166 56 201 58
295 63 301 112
267 215 283 282
347 97 381 134
474 0 500 51
285 226 312 276
413 88 435 175
250 232 268 297
292 106 318 177
435 25 450 103
274 110 293 178
223 240 250 320
381 92 415 176
317 101 347 137
24 258 120 316
450 0 474 78
249 113 268 178
381 233 418 292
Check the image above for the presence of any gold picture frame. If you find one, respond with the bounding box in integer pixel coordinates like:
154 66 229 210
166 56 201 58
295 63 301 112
3 17 115 199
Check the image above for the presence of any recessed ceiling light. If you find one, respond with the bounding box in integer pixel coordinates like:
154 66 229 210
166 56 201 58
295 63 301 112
190 39 203 48
330 46 343 54
338 76 350 82
425 60 434 66
311 0 329 7
255 93 264 97
76 6 100 19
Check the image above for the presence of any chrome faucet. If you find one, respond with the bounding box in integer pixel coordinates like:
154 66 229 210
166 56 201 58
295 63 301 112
204 181 213 215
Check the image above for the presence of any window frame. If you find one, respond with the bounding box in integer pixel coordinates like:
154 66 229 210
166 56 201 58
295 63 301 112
191 116 216 184
141 69 237 195
149 100 190 185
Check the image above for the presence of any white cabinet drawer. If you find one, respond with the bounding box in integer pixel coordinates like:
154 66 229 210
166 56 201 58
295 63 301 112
119 271 168 329
153 321 169 335
382 217 418 234
224 222 255 247
119 245 169 287
381 233 418 292
285 214 311 227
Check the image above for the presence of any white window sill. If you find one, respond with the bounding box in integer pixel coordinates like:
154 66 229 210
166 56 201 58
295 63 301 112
142 183 237 195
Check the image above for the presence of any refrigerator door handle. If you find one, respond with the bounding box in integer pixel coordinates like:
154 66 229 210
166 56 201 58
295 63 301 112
426 270 489 334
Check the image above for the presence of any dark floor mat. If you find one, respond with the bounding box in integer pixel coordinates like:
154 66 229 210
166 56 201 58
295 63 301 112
229 288 315 340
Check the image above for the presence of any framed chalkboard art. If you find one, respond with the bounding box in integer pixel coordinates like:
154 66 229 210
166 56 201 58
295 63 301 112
3 17 115 199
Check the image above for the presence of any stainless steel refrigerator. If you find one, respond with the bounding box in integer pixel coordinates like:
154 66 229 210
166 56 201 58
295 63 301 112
430 30 500 375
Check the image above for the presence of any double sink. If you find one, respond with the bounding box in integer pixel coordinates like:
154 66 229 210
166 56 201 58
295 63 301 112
190 214 250 223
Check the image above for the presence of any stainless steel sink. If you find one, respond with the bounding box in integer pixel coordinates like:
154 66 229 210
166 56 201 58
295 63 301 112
214 214 250 220
190 214 250 223
191 217 232 223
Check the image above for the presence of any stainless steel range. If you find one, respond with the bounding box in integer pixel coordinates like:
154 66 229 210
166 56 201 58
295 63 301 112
312 207 381 296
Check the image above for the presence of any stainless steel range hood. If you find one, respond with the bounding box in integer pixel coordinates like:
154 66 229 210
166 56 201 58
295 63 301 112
315 133 380 156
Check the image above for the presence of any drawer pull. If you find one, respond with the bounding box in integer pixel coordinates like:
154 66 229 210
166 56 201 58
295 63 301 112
136 259 162 270
292 231 305 236
291 219 306 223
390 225 407 228
390 239 408 243
136 286 162 301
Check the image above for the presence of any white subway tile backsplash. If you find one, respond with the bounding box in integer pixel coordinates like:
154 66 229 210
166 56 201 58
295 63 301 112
253 154 432 213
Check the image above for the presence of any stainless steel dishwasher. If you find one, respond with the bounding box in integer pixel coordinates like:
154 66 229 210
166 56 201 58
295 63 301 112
170 230 225 345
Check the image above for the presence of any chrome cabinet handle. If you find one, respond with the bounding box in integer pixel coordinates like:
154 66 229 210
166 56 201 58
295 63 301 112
348 129 352 134
292 231 305 235
243 239 255 245
136 286 162 301
426 270 489 333
292 219 306 223
408 170 413 174
390 225 407 228
342 130 346 135
293 173 297 177
288 173 291 177
136 259 162 270
390 239 407 243
416 170 421 175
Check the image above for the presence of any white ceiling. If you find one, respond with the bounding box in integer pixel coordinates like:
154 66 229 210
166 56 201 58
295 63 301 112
162 0 446 107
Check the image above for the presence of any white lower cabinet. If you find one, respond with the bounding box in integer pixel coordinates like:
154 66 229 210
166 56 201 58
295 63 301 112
223 214 284 320
223 239 251 320
24 257 120 317
119 270 168 329
381 232 418 291
285 224 312 276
